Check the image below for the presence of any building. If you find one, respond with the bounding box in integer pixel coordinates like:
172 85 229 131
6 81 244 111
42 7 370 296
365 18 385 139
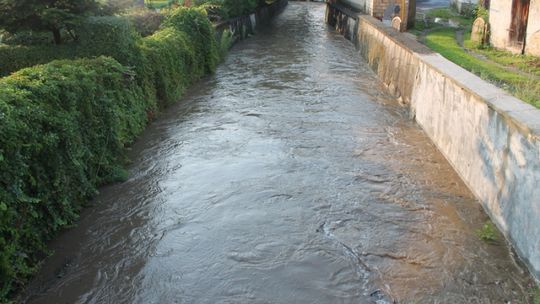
489 0 540 56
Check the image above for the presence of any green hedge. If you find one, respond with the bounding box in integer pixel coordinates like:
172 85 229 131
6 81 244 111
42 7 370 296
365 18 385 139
163 7 220 74
141 27 198 106
76 16 143 67
0 16 143 77
0 57 152 298
0 7 221 300
193 0 260 19
0 44 76 77
223 0 258 18
126 9 165 37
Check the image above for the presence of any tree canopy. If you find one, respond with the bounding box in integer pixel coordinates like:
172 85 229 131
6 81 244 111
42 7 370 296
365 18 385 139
0 0 101 44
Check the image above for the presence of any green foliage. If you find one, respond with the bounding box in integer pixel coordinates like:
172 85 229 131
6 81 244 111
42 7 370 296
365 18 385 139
0 31 54 45
0 57 151 298
476 221 497 242
103 0 145 13
426 8 453 19
195 0 229 21
425 7 473 28
140 27 198 106
0 16 146 79
219 29 234 58
0 44 76 77
163 7 219 74
75 16 143 66
0 5 226 300
529 284 540 304
475 6 488 20
0 0 102 44
145 0 181 9
126 9 165 37
223 0 258 18
464 37 540 78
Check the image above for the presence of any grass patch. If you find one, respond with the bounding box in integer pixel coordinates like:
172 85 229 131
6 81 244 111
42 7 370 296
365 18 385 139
530 284 540 304
425 8 473 27
476 221 497 242
425 28 540 108
464 38 540 77
145 0 182 9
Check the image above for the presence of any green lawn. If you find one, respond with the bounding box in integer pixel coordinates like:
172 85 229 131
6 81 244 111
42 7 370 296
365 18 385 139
425 28 540 108
145 0 181 8
464 37 540 77
425 8 473 27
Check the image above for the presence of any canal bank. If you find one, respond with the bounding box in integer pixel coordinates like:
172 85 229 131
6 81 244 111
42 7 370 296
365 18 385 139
327 2 540 281
22 3 533 303
215 0 289 43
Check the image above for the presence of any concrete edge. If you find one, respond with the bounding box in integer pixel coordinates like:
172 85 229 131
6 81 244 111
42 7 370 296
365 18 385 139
357 15 540 139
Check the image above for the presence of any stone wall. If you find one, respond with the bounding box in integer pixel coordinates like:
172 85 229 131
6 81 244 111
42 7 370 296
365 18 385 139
327 3 540 281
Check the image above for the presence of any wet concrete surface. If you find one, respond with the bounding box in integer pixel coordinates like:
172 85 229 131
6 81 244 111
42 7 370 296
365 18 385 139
22 3 532 303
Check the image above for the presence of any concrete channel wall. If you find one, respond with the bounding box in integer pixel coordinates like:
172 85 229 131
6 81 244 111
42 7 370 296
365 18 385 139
214 0 288 42
326 3 540 281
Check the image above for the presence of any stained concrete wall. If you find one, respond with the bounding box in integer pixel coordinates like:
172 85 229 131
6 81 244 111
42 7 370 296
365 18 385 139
327 3 540 281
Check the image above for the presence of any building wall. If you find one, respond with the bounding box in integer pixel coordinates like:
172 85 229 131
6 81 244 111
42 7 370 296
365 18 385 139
525 1 540 56
490 0 540 56
489 0 516 53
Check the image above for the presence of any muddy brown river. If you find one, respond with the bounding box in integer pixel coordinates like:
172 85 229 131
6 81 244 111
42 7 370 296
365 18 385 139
22 3 533 303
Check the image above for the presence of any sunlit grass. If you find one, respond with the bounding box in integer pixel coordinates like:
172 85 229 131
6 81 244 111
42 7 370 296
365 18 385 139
425 28 540 108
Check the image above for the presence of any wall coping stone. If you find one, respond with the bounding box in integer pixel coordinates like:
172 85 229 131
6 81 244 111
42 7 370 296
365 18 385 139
357 13 540 140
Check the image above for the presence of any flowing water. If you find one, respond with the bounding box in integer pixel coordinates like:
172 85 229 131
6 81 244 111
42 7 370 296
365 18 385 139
23 3 533 303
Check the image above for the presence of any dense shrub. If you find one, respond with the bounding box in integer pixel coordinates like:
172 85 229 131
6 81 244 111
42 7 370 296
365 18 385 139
0 16 144 77
193 0 229 21
0 57 152 298
0 31 54 45
0 44 77 77
0 5 231 300
223 0 259 18
140 27 198 106
163 7 219 74
194 0 262 19
126 9 165 37
76 16 143 66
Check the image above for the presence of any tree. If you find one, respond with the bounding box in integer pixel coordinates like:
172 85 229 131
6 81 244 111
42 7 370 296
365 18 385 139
0 0 100 44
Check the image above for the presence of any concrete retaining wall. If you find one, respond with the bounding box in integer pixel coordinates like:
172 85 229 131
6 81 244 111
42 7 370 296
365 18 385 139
215 0 288 42
327 3 540 281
